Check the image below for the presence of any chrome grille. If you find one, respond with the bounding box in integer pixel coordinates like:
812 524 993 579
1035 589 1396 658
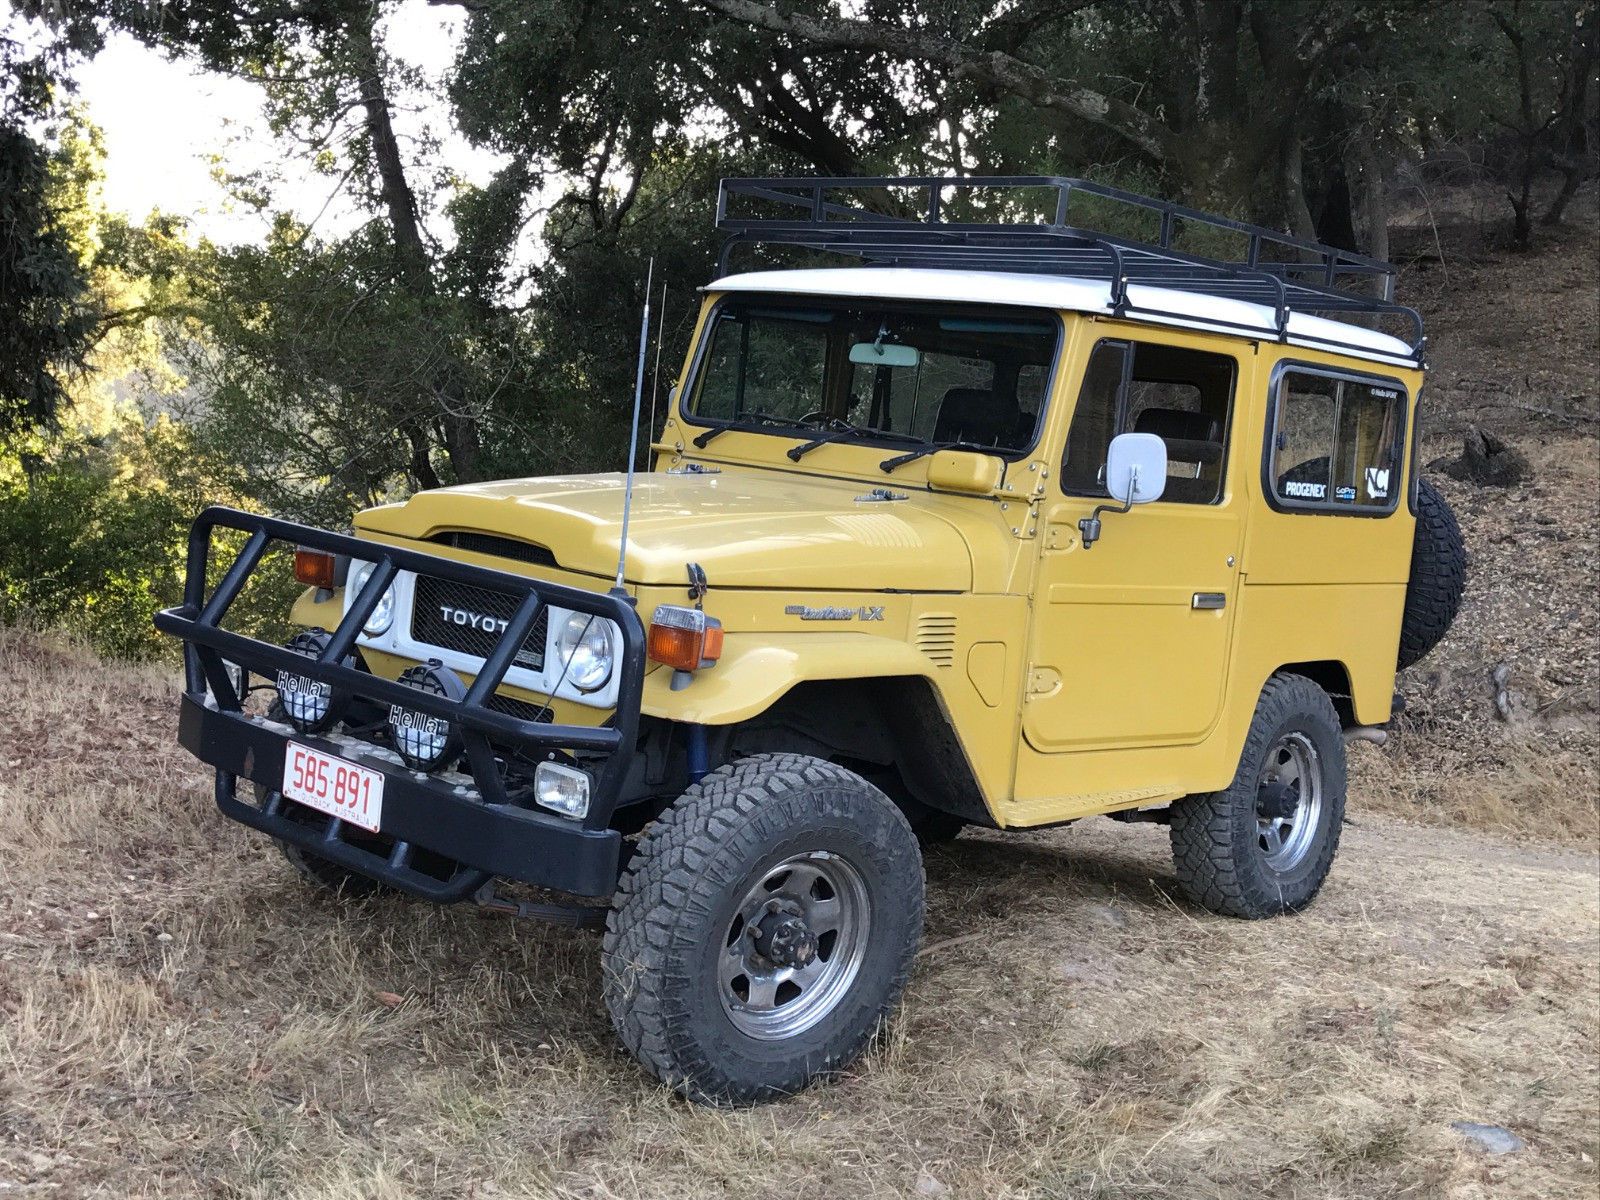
410 575 548 672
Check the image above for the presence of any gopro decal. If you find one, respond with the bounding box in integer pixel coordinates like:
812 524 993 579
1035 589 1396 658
1335 486 1357 502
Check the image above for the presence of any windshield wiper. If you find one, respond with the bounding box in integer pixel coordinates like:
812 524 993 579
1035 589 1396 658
788 422 926 462
879 439 1009 473
692 411 806 449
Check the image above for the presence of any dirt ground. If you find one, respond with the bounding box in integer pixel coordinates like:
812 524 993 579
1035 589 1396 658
2 632 1597 1200
4 192 1598 1199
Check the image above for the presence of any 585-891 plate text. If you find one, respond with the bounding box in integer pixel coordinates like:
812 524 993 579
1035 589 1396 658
281 742 384 833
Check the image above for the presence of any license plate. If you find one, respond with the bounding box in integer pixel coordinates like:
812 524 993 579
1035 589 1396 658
281 742 385 833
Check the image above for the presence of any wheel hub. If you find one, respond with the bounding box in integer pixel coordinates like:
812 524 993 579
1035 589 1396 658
753 908 819 968
1254 731 1324 872
717 853 872 1041
1256 778 1299 820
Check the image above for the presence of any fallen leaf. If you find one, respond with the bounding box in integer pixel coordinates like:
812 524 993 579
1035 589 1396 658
374 990 404 1007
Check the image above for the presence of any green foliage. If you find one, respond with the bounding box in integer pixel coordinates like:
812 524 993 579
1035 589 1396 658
0 117 98 442
0 416 295 659
3 0 1594 661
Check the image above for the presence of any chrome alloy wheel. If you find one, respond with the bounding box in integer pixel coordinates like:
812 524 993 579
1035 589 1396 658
1255 731 1323 872
718 853 871 1040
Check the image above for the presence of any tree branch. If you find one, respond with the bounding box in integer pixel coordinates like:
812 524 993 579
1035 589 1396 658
699 0 1180 161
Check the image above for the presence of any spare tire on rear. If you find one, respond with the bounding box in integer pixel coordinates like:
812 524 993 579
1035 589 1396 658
1398 477 1466 670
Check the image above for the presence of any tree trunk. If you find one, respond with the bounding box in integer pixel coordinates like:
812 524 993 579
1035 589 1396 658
1540 13 1597 225
1509 161 1535 251
347 10 430 293
346 6 483 484
1281 135 1319 243
1345 140 1390 261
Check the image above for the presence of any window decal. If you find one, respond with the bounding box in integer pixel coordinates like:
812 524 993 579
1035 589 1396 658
1271 369 1406 514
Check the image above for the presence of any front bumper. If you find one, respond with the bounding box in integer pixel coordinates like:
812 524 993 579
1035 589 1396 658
155 506 647 902
180 696 622 899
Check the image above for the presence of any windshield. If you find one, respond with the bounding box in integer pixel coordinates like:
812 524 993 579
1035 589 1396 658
686 296 1059 453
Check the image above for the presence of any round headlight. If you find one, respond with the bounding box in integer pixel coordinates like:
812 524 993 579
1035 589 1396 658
276 629 348 733
555 612 614 693
387 661 465 771
350 562 395 636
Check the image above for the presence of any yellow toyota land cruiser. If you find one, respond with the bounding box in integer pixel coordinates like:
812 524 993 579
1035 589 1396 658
158 177 1465 1104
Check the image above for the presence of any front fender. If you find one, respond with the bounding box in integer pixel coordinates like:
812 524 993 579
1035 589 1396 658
641 632 936 725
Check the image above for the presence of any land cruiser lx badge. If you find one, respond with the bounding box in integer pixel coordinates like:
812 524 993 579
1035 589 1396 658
785 604 885 621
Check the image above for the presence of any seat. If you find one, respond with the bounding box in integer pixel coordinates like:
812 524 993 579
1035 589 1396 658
934 387 1026 447
1133 407 1225 503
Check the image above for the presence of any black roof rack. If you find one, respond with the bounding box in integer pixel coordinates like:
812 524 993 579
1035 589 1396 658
715 176 1424 361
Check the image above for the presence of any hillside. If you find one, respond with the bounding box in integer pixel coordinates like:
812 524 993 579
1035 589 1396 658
1369 198 1599 839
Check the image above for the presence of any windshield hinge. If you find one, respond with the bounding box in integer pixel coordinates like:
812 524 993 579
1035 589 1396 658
1001 497 1039 540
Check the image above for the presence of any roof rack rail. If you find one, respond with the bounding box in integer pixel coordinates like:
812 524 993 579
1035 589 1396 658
715 176 1424 361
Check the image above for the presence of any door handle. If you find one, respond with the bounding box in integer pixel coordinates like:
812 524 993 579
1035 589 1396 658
1191 592 1226 610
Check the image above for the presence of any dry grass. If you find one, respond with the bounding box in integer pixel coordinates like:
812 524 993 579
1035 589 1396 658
3 628 1597 1199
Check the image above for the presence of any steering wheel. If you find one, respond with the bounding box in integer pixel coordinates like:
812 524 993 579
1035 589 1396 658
800 412 853 430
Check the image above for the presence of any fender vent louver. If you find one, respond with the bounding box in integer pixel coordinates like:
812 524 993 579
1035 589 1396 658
915 613 958 667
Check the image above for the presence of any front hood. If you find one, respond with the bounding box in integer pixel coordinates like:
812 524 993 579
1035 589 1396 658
356 471 977 591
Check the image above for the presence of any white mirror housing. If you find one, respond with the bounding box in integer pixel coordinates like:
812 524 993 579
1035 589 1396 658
1105 432 1168 505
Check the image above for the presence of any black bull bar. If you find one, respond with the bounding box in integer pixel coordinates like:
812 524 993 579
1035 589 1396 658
154 506 647 900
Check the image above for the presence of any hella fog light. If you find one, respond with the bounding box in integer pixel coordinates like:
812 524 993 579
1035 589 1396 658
387 660 466 771
554 612 615 693
276 629 349 733
534 761 591 819
350 562 396 636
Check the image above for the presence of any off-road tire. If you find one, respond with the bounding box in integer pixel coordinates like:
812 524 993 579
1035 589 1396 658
1398 476 1466 670
1169 673 1346 919
602 753 925 1105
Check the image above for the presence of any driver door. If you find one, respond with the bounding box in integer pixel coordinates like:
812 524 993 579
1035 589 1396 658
1023 334 1249 753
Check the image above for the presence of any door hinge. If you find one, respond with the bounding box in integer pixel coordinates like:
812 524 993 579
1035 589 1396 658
1026 666 1061 698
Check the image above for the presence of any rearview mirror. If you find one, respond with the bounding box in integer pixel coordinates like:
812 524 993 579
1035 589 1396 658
1080 432 1167 549
849 342 920 368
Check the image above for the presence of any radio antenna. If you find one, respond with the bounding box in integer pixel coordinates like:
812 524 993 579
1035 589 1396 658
613 257 654 594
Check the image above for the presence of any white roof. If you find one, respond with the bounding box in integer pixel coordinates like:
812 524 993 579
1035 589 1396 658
710 268 1419 368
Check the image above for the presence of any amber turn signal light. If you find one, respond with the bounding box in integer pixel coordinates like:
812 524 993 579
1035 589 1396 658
293 548 338 590
647 605 724 672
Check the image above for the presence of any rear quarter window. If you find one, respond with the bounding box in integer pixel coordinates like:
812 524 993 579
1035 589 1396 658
1269 367 1407 514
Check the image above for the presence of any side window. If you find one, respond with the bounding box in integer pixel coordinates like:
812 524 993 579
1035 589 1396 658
1271 370 1407 511
1062 340 1235 503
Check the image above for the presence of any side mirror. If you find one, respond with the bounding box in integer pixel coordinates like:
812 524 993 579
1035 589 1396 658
1105 432 1167 505
1080 432 1167 549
